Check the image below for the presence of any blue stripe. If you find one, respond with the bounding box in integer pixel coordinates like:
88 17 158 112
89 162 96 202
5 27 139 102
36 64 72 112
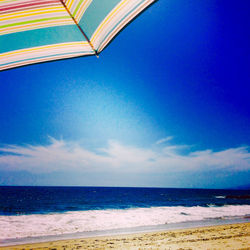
78 0 121 39
0 25 85 54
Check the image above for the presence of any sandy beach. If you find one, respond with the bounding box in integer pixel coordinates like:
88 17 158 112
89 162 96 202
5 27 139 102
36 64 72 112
1 222 249 250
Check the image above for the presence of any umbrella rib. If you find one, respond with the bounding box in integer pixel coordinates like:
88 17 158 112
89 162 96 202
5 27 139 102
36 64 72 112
59 0 99 58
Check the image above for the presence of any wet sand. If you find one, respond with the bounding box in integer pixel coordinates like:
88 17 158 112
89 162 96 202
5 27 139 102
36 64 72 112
1 222 249 249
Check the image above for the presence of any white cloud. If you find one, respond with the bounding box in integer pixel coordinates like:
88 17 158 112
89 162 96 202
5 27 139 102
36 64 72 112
0 137 249 174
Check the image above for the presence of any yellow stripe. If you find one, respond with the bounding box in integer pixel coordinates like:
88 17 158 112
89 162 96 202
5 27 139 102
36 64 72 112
67 0 75 11
75 0 91 21
0 6 65 19
0 0 16 3
0 0 17 3
1 10 67 22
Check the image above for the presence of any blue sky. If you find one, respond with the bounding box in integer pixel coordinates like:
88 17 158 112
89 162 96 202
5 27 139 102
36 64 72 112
0 0 249 188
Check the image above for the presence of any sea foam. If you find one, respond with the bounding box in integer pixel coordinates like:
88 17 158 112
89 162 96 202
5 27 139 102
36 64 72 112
1 205 250 240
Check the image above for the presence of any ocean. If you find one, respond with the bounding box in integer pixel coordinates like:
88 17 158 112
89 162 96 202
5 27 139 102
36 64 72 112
0 186 250 246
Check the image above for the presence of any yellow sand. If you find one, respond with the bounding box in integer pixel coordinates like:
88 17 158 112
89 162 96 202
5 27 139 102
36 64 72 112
1 222 249 249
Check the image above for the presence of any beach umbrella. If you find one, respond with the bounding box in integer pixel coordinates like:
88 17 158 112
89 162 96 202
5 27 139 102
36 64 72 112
0 0 156 71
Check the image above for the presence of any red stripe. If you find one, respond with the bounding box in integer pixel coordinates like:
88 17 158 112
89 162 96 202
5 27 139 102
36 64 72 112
1 0 52 7
0 0 60 12
0 3 60 15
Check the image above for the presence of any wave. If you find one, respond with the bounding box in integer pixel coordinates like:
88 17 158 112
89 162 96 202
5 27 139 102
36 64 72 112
215 196 226 199
1 205 250 241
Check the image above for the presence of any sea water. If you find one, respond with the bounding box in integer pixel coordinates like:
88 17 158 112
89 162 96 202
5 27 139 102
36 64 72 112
0 186 250 245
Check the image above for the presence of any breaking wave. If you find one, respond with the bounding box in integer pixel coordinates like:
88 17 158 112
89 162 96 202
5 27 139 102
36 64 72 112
1 205 250 241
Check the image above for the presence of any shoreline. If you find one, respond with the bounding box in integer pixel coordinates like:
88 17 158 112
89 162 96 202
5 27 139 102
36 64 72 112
1 222 249 249
1 217 250 247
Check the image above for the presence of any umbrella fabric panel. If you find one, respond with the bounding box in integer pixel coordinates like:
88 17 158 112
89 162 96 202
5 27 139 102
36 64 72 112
0 0 93 70
0 0 74 35
77 0 155 52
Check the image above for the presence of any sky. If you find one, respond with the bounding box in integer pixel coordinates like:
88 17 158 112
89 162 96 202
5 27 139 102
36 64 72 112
0 0 249 188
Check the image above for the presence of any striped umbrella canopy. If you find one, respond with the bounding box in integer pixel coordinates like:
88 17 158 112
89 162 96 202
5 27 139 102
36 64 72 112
0 0 156 71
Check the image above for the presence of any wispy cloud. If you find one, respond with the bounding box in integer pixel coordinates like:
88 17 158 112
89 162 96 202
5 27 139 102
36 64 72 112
155 136 174 145
0 137 249 174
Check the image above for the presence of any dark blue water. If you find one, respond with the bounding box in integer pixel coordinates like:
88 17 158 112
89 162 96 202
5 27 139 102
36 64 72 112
0 186 249 215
